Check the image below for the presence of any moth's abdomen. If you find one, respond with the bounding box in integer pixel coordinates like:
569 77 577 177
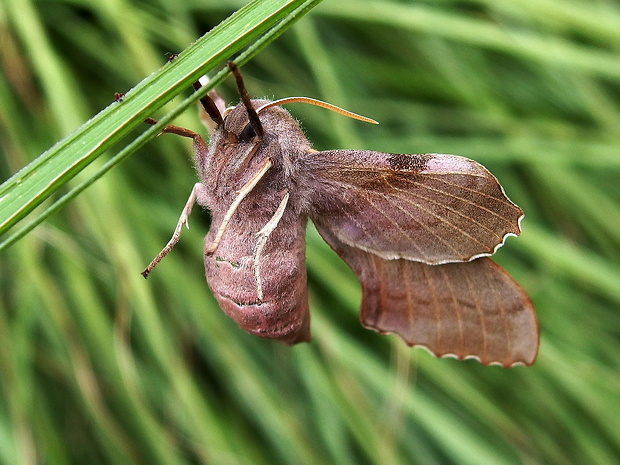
204 212 310 345
213 292 310 345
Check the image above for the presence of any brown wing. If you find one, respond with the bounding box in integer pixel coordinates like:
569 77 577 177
314 221 539 367
300 150 522 264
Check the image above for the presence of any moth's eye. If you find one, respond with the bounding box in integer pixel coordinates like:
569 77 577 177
239 122 256 142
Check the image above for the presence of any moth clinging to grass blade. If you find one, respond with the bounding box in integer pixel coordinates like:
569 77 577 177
142 63 539 367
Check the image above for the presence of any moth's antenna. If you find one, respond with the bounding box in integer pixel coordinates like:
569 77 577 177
257 97 379 125
228 62 265 138
192 80 224 126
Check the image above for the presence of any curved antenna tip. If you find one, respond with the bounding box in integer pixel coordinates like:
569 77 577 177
257 97 379 125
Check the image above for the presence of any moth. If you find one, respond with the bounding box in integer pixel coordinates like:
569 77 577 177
142 63 539 367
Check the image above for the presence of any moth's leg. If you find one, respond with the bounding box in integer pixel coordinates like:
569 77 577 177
144 117 196 138
205 158 273 256
253 191 290 301
229 62 264 138
143 117 209 155
194 77 226 131
141 183 204 278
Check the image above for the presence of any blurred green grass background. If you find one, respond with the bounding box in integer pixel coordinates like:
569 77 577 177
1 0 620 464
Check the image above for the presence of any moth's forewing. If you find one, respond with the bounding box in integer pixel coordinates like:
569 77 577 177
314 222 539 366
300 150 523 265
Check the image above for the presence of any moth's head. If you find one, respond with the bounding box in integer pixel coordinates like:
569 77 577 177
218 98 304 145
194 65 307 152
195 63 377 155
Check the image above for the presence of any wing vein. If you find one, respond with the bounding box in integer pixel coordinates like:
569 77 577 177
381 176 498 249
405 173 519 225
385 178 506 240
463 265 488 362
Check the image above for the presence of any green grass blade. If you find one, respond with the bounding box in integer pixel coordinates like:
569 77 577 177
0 0 322 244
